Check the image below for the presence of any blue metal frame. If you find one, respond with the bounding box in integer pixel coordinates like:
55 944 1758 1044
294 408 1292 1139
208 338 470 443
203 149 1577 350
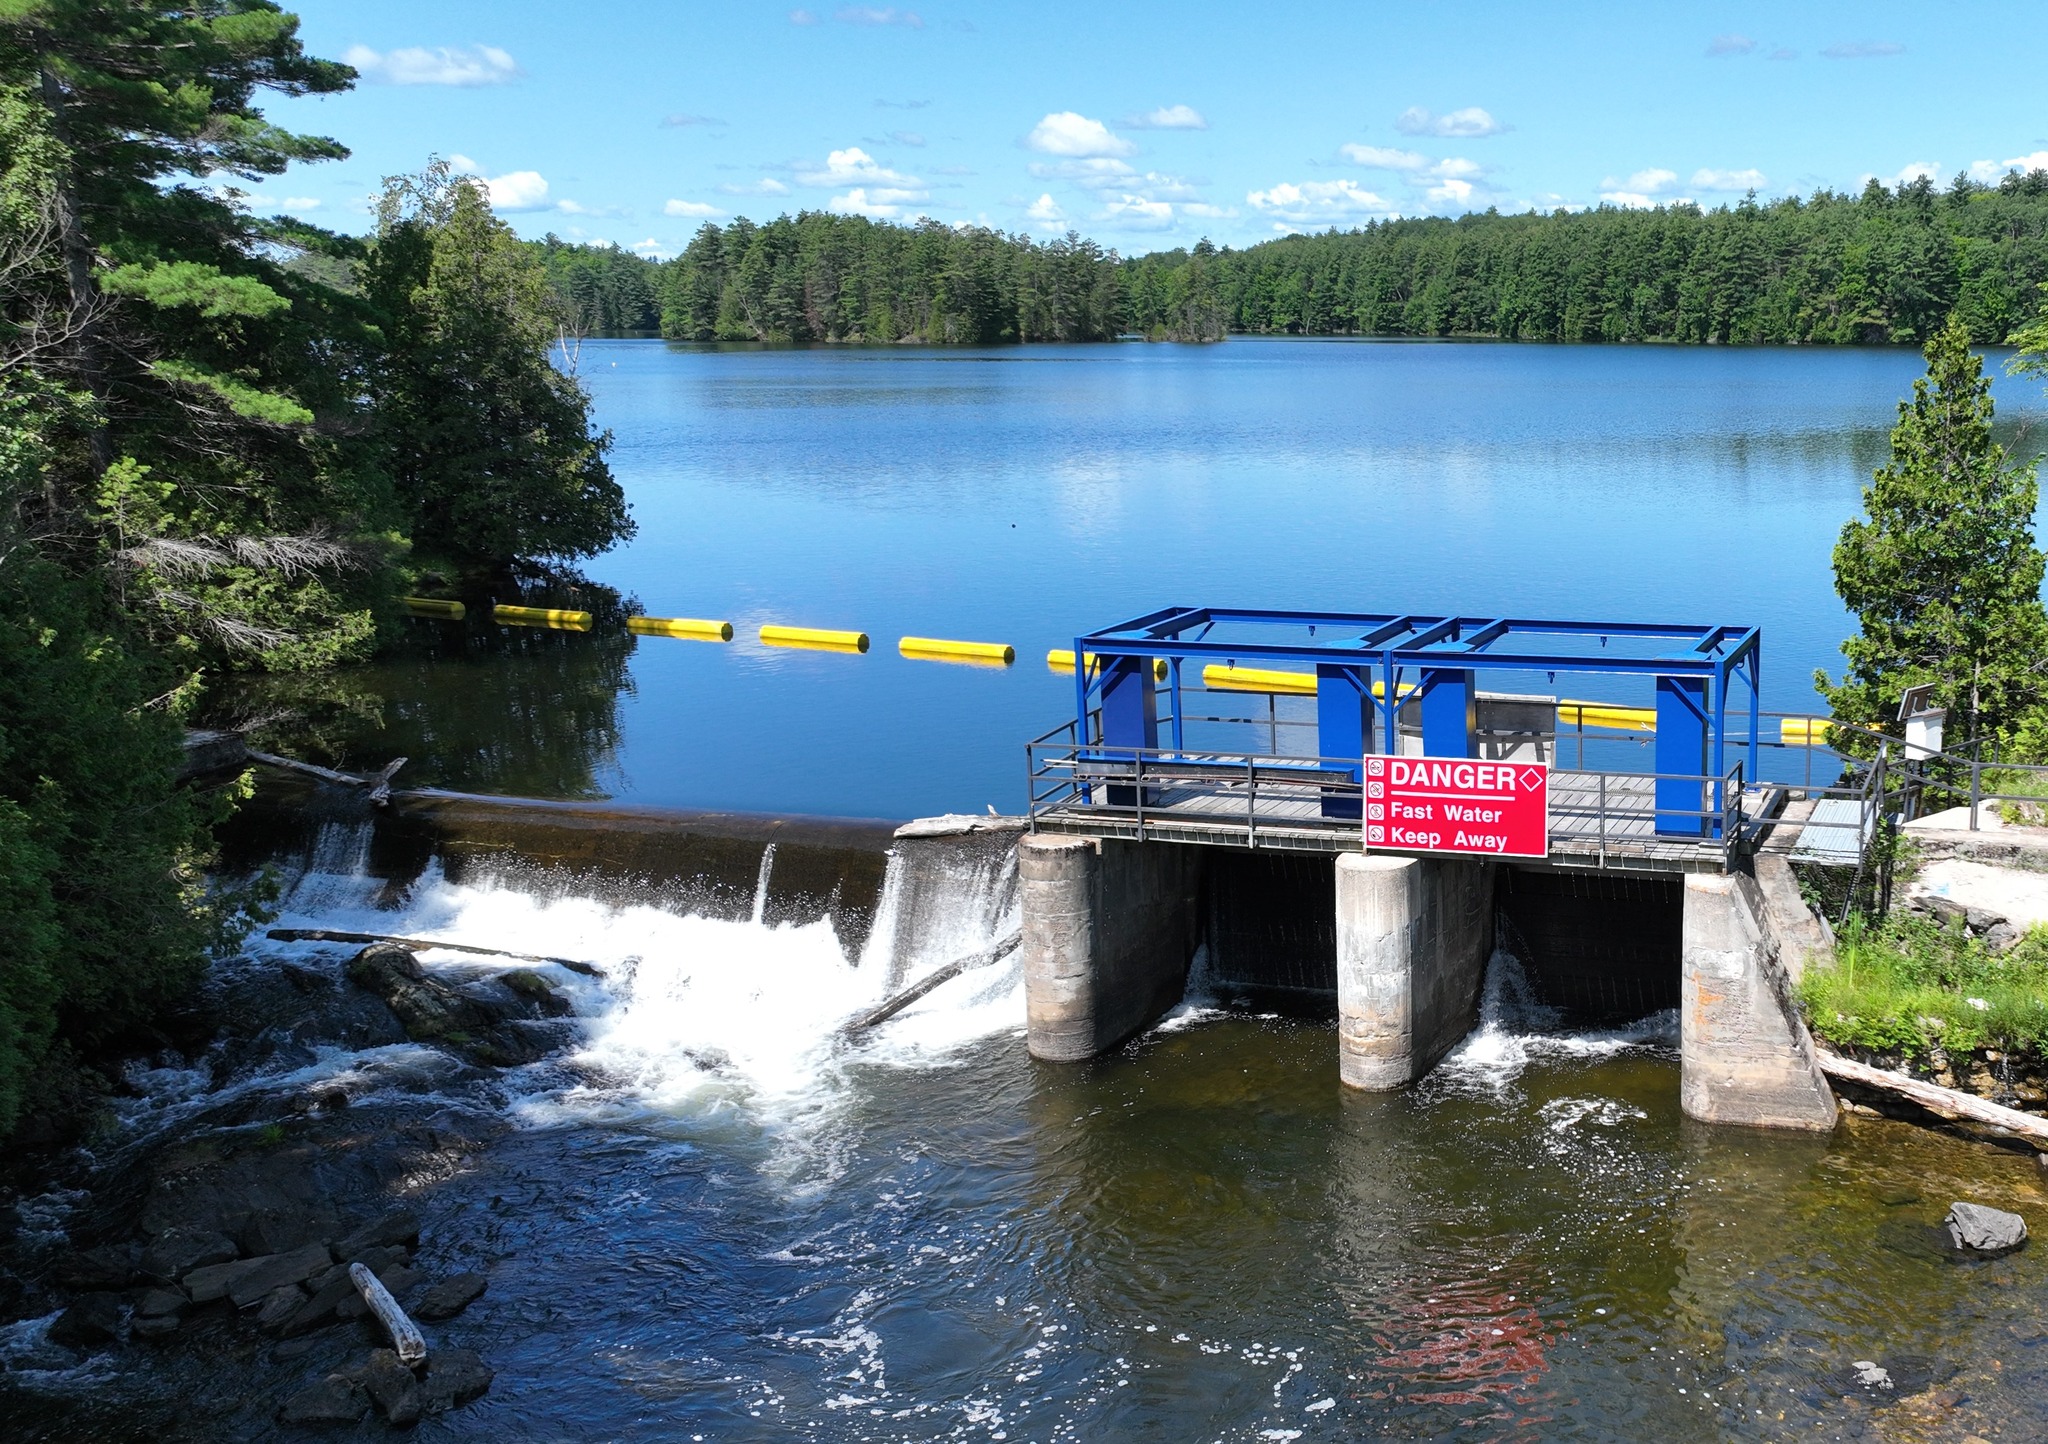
1070 608 1763 838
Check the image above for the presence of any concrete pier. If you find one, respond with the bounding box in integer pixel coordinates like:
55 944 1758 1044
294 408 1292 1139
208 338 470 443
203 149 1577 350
1019 835 1201 1061
1336 854 1496 1090
1679 872 1837 1130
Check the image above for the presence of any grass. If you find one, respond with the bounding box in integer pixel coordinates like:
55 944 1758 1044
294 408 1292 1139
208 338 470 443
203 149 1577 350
1800 913 2048 1060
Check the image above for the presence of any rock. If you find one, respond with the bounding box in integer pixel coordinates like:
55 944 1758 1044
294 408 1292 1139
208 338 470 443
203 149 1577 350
418 1347 493 1414
241 1203 339 1258
51 1243 139 1291
133 1287 188 1319
1985 921 2022 952
377 1265 422 1298
277 1374 366 1428
184 1256 260 1304
1853 1360 1894 1390
48 1293 125 1349
131 1313 181 1340
413 1273 487 1322
335 1207 421 1259
140 1227 237 1282
227 1244 334 1309
1964 904 2007 934
346 943 545 1064
279 962 329 994
362 1348 423 1426
279 1272 358 1338
257 1283 308 1330
1946 1201 2028 1253
499 969 573 1016
338 1243 409 1276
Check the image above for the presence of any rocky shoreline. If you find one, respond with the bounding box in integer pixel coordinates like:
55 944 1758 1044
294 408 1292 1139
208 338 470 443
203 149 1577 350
0 939 583 1435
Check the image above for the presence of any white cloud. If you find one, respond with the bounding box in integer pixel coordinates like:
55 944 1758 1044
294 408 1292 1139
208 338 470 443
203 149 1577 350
836 6 923 25
1099 195 1173 228
1026 112 1136 159
1706 34 1756 56
718 177 791 196
1126 104 1207 130
483 170 550 211
1395 106 1504 138
789 9 819 23
342 43 520 87
448 154 481 175
1025 193 1066 224
630 238 669 259
1969 150 2048 182
664 198 721 217
277 196 321 211
1691 167 1767 191
1341 144 1429 171
797 145 923 190
554 198 626 218
1822 40 1904 59
1029 157 1135 185
1427 177 1474 206
1601 167 1679 197
1181 201 1238 219
830 187 911 218
1599 192 1660 209
1245 178 1393 223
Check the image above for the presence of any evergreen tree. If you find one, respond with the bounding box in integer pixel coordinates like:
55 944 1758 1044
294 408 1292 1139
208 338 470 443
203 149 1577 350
1817 317 2048 744
365 162 634 577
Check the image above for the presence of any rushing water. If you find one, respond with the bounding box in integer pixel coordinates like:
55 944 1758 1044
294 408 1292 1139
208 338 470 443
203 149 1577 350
209 339 2048 816
9 829 2047 1440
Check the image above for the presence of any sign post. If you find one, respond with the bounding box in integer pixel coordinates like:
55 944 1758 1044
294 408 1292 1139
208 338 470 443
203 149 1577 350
1362 755 1549 859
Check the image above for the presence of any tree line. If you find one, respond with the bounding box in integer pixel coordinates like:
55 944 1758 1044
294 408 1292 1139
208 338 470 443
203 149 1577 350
0 2 630 1137
545 172 2048 347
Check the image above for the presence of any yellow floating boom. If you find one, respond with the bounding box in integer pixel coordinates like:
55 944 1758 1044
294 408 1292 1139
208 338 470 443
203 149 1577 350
1556 700 1656 733
493 604 592 631
1780 716 1833 745
900 636 1015 666
1046 650 1168 681
401 596 466 620
628 615 733 641
762 624 869 654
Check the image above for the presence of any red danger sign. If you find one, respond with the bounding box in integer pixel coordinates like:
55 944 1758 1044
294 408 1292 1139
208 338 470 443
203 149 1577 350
1363 755 1549 858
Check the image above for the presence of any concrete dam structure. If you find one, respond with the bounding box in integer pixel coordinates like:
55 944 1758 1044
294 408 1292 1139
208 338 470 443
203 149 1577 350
1015 607 1860 1132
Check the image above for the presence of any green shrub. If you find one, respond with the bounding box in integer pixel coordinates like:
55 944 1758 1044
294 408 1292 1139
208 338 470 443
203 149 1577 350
1800 913 2048 1059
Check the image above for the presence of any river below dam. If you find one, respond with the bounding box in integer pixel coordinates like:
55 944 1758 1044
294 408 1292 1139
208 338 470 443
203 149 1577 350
4 815 2047 1441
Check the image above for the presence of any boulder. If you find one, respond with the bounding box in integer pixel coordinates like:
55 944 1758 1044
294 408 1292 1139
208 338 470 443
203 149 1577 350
278 1272 358 1338
338 1244 410 1276
363 1348 423 1426
345 944 552 1064
335 1207 421 1259
1946 1201 2028 1253
241 1203 340 1258
140 1228 238 1282
498 969 573 1017
226 1244 333 1309
48 1293 125 1349
133 1287 188 1319
413 1273 488 1322
131 1313 181 1341
184 1256 260 1304
419 1347 493 1414
277 1374 366 1428
257 1283 308 1330
51 1243 138 1291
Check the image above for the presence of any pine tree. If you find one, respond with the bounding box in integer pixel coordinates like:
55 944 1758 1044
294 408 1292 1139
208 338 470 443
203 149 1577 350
1817 316 2048 744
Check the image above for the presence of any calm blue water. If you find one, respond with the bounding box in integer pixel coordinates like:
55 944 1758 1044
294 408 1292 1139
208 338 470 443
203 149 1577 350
314 340 2048 816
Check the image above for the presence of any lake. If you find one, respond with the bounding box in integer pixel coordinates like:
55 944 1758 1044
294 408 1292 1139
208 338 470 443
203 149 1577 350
231 338 2048 818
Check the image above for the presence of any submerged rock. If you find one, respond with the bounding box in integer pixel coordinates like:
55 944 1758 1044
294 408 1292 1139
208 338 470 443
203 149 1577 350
419 1346 494 1413
363 1348 423 1425
1946 1201 2028 1253
49 1292 125 1348
413 1272 487 1321
277 1373 366 1428
345 944 560 1065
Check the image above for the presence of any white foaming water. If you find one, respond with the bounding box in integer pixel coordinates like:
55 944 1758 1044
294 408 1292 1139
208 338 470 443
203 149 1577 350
253 827 1024 1138
1435 945 1677 1091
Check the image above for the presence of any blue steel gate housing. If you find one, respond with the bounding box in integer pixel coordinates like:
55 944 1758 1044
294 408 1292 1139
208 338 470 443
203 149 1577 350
1067 608 1762 840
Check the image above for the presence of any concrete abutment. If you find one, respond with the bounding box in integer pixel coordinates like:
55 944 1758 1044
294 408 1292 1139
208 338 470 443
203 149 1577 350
1335 854 1496 1090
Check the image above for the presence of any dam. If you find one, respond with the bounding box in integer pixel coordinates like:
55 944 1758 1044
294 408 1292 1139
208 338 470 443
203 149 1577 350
1013 607 1865 1131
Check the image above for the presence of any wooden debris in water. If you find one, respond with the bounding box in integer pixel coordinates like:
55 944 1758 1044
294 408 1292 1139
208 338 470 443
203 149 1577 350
266 928 604 977
1816 1050 2048 1148
350 1262 427 1367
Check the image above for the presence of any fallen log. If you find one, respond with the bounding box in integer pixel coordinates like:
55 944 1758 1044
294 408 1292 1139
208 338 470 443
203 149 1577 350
843 932 1023 1037
1816 1050 2048 1148
350 1262 427 1367
249 750 408 807
266 928 604 978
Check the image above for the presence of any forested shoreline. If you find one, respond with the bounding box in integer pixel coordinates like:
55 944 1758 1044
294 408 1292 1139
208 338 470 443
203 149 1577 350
542 171 2048 347
0 4 630 1138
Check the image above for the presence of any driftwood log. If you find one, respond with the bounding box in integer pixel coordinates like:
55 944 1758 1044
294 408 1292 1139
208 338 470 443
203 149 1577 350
1817 1050 2048 1148
843 932 1023 1037
248 750 408 807
266 928 604 978
350 1263 427 1366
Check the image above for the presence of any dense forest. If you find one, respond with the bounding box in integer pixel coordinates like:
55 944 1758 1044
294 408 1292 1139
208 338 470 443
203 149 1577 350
0 3 628 1137
545 171 2048 347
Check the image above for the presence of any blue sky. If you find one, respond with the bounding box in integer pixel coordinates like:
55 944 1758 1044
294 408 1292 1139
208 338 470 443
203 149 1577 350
252 1 2048 258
